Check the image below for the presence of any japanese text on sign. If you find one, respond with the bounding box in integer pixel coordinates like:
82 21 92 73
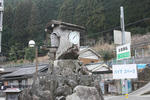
113 64 137 79
116 43 131 60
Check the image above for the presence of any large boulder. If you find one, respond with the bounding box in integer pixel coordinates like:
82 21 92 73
66 85 103 100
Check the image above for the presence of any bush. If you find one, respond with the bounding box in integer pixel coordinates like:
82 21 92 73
9 46 17 62
93 43 115 62
99 50 115 62
24 47 35 62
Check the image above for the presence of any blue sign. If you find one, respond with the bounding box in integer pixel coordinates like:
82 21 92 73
137 64 146 69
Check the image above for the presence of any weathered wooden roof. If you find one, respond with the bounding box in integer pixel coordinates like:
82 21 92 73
46 20 85 31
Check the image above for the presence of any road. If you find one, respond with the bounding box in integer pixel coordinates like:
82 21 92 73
104 95 150 100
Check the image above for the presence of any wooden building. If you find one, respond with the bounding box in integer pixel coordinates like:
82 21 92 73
0 64 48 90
79 47 101 65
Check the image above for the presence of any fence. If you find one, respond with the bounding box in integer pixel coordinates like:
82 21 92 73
108 56 150 66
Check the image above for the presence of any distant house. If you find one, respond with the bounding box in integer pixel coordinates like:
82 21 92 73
132 33 150 58
0 64 48 90
79 47 101 65
86 63 112 74
85 62 116 94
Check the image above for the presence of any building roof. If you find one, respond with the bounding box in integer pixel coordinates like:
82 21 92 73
86 63 112 74
1 64 48 78
46 20 85 32
2 67 20 73
79 47 101 60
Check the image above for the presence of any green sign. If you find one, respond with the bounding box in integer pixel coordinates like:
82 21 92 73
116 44 131 60
117 52 130 60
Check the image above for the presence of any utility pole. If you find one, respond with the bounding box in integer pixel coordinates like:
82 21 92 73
0 0 4 53
120 6 128 99
120 6 125 45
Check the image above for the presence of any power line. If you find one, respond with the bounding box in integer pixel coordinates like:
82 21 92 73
85 17 150 38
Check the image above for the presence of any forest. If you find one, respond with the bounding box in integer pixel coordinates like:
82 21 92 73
2 0 150 61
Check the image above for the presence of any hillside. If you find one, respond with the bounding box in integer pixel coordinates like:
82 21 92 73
2 0 150 61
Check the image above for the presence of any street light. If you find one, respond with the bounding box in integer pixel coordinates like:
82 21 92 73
29 40 35 47
28 40 38 76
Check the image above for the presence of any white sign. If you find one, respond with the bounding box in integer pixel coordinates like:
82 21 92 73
112 64 137 79
116 43 131 60
114 30 131 45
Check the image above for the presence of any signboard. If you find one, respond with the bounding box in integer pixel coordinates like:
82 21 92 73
116 43 131 60
114 30 131 45
112 64 137 79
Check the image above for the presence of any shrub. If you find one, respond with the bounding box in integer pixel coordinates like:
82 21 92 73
24 47 35 62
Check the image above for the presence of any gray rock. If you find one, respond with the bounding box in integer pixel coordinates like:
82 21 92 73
55 60 81 75
56 85 72 96
66 85 103 100
67 80 78 89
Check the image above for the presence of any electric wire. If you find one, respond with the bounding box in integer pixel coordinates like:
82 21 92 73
84 17 150 38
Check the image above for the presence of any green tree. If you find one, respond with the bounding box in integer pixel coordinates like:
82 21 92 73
75 0 105 29
58 0 79 24
27 3 41 40
2 4 14 56
24 47 35 62
58 0 105 38
9 46 18 62
8 43 25 61
12 0 32 47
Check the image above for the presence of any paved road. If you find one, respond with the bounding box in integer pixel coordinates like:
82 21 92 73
104 95 150 100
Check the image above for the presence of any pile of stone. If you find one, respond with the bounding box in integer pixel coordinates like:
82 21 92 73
19 60 104 100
